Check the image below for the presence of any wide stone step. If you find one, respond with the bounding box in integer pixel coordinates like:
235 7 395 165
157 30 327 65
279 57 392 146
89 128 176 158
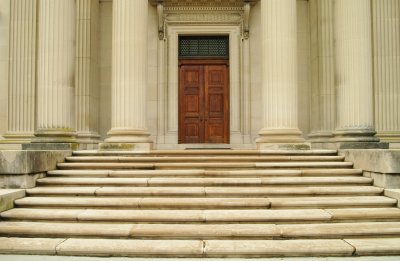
2 221 400 239
72 149 338 156
56 161 354 170
0 237 363 257
65 155 345 163
0 208 333 222
15 196 396 209
25 186 383 197
35 176 372 186
46 168 363 178
15 197 272 209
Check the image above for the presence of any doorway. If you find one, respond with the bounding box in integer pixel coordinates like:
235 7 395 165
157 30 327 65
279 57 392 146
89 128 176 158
179 59 229 144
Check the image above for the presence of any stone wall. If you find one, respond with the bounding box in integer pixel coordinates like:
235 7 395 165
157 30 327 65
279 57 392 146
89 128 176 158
0 150 71 189
339 149 400 189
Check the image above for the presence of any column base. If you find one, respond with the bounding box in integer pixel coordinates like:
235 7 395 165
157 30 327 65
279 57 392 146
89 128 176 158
257 142 311 151
99 142 153 152
0 133 35 149
102 129 153 152
308 131 336 149
32 129 77 143
256 128 308 150
332 128 388 149
23 143 79 151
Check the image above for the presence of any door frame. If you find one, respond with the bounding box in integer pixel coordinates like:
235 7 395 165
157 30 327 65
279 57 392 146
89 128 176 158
178 59 230 144
158 25 250 145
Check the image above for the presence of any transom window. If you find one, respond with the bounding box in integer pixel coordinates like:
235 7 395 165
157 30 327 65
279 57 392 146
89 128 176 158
179 36 229 59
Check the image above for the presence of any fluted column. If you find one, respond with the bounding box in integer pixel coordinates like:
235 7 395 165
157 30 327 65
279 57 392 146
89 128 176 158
103 0 152 150
257 0 307 149
333 0 380 145
372 0 400 144
309 0 336 145
75 0 100 144
34 0 76 143
1 0 36 144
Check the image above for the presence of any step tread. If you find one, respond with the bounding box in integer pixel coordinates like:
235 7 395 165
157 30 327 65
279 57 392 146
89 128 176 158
56 162 353 169
345 238 400 255
4 222 400 239
0 208 333 222
26 185 383 196
326 207 400 220
72 149 338 156
269 196 397 208
279 222 400 238
46 169 363 177
14 196 395 209
14 197 271 209
65 155 345 162
36 176 372 186
0 237 65 255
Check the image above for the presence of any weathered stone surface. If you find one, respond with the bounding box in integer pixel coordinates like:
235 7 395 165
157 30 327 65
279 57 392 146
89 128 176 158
1 172 45 189
279 222 400 238
203 209 331 222
14 197 271 209
345 238 400 255
384 189 400 207
0 237 65 255
0 189 25 212
339 149 400 174
23 143 79 151
131 224 279 238
0 208 83 221
0 150 71 174
270 196 396 208
326 208 400 220
27 186 100 196
56 238 203 257
0 222 133 237
203 239 354 257
77 209 205 222
371 172 400 189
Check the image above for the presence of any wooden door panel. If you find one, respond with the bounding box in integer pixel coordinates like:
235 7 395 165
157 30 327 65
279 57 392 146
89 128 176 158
179 65 204 143
179 61 229 144
205 65 229 143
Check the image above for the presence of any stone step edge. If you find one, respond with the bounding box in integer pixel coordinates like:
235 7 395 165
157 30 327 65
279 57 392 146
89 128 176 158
1 237 400 256
2 222 400 239
46 168 364 177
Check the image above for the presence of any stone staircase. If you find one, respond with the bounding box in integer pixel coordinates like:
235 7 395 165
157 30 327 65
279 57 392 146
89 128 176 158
1 149 400 257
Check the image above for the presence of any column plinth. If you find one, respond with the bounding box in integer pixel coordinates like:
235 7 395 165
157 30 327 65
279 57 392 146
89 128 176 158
256 0 308 150
333 0 387 149
101 0 152 151
32 0 76 145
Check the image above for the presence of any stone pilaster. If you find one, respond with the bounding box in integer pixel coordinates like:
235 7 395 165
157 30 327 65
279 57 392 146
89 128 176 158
308 0 336 147
1 0 37 145
257 0 308 150
34 0 76 143
372 0 400 146
102 0 152 151
75 0 100 145
333 0 385 149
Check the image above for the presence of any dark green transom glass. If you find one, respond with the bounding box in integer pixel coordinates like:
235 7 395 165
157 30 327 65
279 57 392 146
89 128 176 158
179 36 229 59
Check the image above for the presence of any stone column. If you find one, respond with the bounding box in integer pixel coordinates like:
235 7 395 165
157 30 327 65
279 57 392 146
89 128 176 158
75 0 100 146
102 0 152 151
1 0 37 146
372 0 400 146
308 0 336 148
257 0 308 150
333 0 384 148
34 0 76 144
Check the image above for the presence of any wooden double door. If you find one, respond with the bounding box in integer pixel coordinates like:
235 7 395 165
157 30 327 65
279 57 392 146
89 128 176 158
179 60 229 144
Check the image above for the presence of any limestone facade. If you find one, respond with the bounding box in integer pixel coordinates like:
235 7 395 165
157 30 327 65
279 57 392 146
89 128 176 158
0 0 399 149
